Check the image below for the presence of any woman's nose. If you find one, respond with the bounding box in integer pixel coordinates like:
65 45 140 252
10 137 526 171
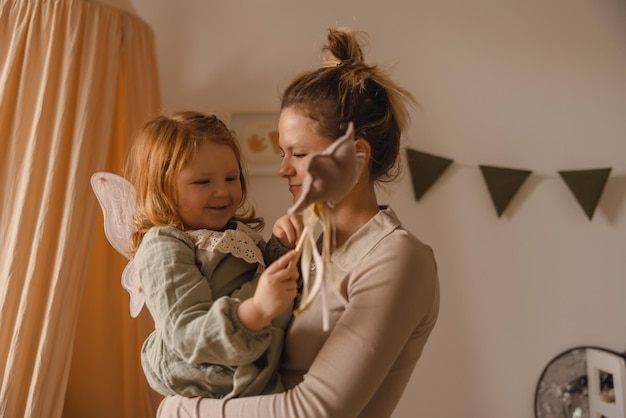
278 158 293 177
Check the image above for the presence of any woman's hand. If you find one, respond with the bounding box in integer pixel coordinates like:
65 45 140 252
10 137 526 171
237 250 299 331
273 213 304 248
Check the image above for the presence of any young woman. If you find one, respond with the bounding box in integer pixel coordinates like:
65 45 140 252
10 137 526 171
126 111 300 399
157 28 440 418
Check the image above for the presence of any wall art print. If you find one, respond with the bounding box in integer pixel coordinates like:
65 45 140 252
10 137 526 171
230 112 282 176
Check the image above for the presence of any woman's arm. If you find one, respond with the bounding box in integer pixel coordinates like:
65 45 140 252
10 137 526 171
158 231 440 418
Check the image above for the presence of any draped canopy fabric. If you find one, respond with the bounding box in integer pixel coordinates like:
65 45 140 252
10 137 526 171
0 0 161 416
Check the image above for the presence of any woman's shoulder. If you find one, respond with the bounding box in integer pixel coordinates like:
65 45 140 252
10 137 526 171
368 208 436 268
384 226 435 265
363 214 439 302
373 208 433 253
334 207 435 272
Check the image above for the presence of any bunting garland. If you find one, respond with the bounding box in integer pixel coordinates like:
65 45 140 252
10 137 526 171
479 165 532 218
406 148 615 220
406 149 454 201
558 168 612 220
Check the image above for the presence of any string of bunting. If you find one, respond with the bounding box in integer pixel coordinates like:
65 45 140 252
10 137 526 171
405 148 613 220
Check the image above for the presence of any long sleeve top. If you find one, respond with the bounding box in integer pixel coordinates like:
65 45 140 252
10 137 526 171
135 222 292 399
156 207 440 417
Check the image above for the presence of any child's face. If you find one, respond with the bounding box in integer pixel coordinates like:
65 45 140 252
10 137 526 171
175 141 242 231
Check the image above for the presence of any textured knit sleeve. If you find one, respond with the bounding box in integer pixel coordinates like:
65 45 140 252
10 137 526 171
157 228 440 417
260 234 292 266
135 227 271 366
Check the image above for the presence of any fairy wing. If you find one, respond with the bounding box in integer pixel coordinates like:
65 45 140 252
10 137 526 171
90 172 145 317
122 260 143 318
90 172 135 257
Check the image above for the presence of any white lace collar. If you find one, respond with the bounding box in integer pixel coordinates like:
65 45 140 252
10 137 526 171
185 222 265 267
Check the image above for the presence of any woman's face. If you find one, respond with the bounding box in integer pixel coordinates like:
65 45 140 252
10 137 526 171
277 107 333 203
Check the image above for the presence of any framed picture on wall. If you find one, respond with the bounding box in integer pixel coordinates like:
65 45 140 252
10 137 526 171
230 112 281 176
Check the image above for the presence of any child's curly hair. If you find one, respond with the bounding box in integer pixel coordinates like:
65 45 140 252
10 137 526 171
125 110 263 253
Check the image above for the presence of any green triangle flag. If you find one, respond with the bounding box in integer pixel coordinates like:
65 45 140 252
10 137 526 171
406 149 454 201
558 168 612 220
479 165 532 217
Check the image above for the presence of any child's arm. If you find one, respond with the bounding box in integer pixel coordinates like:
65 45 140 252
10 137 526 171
136 227 273 366
237 250 299 331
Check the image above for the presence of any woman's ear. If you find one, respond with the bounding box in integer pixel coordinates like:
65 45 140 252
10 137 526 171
354 138 371 182
354 138 371 161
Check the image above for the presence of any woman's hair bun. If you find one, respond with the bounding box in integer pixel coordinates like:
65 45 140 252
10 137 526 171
321 28 366 68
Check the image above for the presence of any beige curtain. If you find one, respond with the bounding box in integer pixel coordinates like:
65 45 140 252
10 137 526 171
0 1 162 417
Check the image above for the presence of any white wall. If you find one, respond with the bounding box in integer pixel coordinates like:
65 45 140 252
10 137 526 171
129 1 626 417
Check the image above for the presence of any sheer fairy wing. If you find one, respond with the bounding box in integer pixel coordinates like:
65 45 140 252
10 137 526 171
90 172 136 257
90 172 145 317
122 260 144 318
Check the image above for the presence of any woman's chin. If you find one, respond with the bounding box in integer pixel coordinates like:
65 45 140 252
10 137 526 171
291 192 302 204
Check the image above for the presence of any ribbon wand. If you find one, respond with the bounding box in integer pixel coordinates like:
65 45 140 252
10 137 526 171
286 122 364 331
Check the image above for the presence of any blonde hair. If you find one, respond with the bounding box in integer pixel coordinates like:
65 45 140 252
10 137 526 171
125 110 263 253
281 28 416 184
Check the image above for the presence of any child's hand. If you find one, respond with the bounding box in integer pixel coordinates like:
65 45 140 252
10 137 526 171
273 213 304 248
237 250 299 331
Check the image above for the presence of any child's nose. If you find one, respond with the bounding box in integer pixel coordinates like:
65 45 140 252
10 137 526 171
212 183 228 196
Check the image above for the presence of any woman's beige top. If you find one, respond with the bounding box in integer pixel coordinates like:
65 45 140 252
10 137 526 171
157 207 440 418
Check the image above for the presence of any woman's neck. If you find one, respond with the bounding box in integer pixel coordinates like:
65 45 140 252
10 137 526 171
330 185 379 248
